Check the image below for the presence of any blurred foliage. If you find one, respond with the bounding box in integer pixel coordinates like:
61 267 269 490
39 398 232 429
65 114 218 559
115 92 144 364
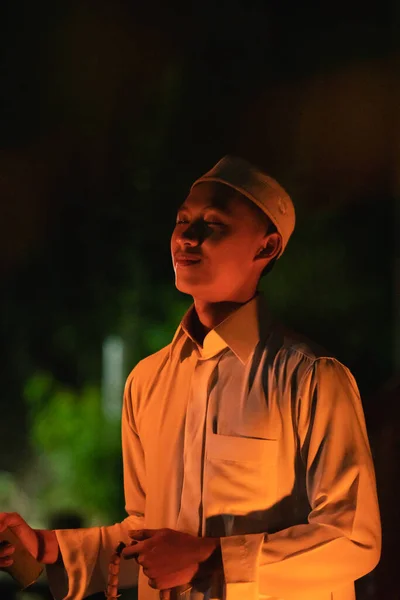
24 372 124 524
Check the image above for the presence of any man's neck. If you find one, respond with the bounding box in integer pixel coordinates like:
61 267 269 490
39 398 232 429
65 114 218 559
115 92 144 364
192 294 257 345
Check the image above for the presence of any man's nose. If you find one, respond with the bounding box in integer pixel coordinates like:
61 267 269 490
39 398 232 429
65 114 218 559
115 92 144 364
177 222 203 246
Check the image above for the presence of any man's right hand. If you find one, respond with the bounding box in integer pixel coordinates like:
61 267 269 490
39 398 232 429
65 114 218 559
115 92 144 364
0 512 60 566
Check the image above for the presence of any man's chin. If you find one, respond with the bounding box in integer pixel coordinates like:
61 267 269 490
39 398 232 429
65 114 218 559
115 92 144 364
175 276 209 297
175 280 229 304
175 279 198 295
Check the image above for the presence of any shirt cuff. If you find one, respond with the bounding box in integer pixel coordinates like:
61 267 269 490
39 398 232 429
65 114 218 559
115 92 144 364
46 517 142 600
220 533 265 600
47 527 102 600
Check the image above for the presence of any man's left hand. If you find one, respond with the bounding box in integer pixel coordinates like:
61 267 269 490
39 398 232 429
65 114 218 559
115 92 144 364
122 528 220 590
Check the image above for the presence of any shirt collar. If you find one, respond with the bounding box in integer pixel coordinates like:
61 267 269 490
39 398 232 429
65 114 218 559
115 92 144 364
170 293 271 363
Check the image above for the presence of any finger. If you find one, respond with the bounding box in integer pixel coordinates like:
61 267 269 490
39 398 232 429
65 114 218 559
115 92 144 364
159 589 171 600
0 557 14 567
0 543 15 557
0 513 21 532
128 529 159 540
121 546 140 560
142 566 155 578
121 540 143 560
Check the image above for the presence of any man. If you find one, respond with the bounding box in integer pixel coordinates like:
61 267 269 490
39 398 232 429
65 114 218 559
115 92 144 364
0 156 381 600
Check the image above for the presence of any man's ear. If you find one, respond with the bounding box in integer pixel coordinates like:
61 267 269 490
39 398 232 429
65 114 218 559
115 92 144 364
255 232 282 261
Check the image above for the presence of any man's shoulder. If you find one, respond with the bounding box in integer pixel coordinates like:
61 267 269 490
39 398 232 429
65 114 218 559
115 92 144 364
265 323 350 393
130 343 172 382
270 322 335 365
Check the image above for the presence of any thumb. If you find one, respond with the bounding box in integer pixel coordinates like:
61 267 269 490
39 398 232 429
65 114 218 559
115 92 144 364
128 529 158 541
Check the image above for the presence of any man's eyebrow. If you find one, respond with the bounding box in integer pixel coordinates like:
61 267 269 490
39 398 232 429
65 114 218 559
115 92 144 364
177 203 232 215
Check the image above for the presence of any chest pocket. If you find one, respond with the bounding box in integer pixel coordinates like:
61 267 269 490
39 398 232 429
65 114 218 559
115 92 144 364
204 432 278 519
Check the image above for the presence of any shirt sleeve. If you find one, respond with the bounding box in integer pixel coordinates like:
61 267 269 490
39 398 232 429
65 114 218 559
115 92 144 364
47 369 146 600
220 357 381 600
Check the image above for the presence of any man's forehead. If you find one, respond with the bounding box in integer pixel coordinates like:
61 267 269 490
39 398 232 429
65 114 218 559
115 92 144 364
178 182 240 213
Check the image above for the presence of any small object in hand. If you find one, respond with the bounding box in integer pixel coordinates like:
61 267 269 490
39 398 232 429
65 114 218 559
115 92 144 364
105 539 140 598
106 541 192 600
105 541 127 599
0 527 43 589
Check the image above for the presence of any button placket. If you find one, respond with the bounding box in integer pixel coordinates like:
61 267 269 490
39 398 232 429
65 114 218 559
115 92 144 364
177 353 225 537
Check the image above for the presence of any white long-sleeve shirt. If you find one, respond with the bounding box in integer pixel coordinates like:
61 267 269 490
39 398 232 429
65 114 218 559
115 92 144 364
47 294 381 600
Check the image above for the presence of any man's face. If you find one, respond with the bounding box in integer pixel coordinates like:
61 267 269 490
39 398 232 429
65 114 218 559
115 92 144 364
171 182 277 303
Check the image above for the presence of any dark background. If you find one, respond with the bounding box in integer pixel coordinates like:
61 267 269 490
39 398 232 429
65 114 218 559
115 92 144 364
1 1 399 598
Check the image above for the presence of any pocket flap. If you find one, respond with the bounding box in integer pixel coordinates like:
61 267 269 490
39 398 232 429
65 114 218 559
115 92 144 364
207 432 278 463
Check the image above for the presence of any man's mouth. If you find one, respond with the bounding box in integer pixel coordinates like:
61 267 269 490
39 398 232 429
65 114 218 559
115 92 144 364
174 253 202 267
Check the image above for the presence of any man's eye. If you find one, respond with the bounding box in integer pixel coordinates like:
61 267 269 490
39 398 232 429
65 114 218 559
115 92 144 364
175 219 224 226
